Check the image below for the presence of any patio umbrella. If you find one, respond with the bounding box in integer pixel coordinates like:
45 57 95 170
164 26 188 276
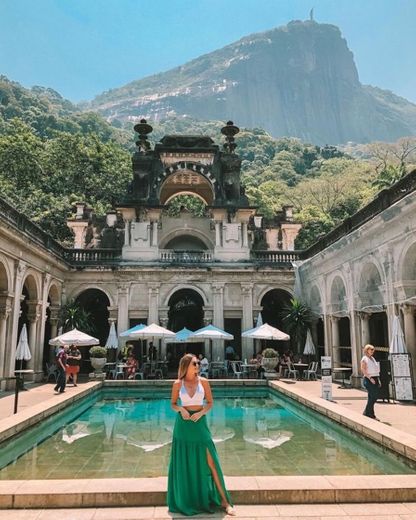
129 323 175 360
256 312 263 327
189 324 234 360
169 327 200 343
242 323 290 341
389 315 408 354
119 323 146 337
105 322 118 349
49 328 99 346
303 329 316 356
15 324 31 370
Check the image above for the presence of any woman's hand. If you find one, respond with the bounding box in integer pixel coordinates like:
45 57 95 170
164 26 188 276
190 411 204 422
179 408 190 420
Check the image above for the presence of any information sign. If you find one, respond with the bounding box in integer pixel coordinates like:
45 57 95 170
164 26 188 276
321 356 332 401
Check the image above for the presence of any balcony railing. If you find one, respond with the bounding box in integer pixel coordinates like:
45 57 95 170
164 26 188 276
65 249 122 266
251 250 301 264
159 250 214 263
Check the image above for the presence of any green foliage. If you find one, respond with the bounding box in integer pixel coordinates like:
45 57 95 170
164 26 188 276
58 300 95 334
262 348 278 358
166 194 206 217
281 299 313 353
89 346 107 358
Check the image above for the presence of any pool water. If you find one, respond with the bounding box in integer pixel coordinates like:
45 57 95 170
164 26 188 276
0 388 414 479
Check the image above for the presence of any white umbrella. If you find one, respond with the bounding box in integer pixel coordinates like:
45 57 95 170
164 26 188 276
256 312 263 327
389 315 408 354
242 323 290 341
49 328 99 346
189 324 234 341
15 324 31 363
105 322 118 349
303 329 316 356
129 323 175 340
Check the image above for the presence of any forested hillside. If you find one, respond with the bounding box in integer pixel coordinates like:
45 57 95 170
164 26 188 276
1 77 415 248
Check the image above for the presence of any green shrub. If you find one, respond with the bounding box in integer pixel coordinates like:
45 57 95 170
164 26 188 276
89 346 107 358
262 348 278 358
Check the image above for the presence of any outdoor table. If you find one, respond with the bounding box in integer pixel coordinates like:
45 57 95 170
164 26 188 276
104 362 116 379
115 363 128 379
293 363 308 380
241 363 258 378
333 367 352 388
14 369 34 390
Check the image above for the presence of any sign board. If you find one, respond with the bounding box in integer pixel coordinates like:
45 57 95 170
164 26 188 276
321 356 332 401
390 354 414 401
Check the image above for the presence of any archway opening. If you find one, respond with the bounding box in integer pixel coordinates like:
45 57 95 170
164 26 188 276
167 289 205 362
76 289 110 368
260 289 291 352
338 316 352 366
165 235 207 251
160 171 214 206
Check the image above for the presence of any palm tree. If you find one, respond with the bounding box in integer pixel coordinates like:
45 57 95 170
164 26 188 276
281 298 313 354
58 300 95 334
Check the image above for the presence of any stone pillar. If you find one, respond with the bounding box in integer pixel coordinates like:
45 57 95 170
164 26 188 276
202 311 213 359
159 316 169 360
359 312 371 346
37 274 51 375
402 304 416 379
27 300 41 374
214 222 221 247
148 284 160 325
0 295 12 380
123 219 131 246
151 221 158 247
241 284 254 362
330 315 340 366
323 314 332 356
49 313 59 363
212 283 225 361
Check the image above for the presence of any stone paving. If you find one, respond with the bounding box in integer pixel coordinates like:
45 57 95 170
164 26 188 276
1 502 416 519
0 379 415 517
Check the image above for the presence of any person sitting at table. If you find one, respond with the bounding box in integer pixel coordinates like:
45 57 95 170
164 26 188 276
198 353 209 376
148 342 158 361
65 344 81 386
255 351 264 379
125 352 138 379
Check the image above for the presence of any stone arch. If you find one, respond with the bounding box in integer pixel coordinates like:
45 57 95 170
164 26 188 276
75 288 110 346
22 271 41 300
0 255 11 293
157 163 216 205
68 284 115 308
397 240 416 299
357 262 385 309
163 284 208 308
328 274 348 314
309 285 323 315
47 282 61 306
260 288 292 341
256 285 294 308
160 228 214 250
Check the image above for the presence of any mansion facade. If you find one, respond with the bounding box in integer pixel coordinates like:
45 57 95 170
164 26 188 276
0 120 415 387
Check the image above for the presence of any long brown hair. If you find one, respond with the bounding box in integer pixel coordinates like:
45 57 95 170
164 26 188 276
178 353 196 379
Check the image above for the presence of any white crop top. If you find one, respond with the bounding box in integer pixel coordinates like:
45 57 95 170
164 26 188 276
361 355 380 376
179 378 205 407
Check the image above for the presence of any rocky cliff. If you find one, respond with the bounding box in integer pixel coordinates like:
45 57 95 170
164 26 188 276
88 20 416 145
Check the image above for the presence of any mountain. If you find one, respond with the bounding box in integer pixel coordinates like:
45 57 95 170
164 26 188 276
87 20 416 145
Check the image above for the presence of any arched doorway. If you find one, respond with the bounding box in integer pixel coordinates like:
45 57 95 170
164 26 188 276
167 289 204 362
260 289 291 352
76 289 110 371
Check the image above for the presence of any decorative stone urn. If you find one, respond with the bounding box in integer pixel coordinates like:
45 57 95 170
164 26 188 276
90 357 107 373
261 348 279 379
89 346 107 377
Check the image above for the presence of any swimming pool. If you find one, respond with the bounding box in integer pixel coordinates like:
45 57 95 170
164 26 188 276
0 387 414 479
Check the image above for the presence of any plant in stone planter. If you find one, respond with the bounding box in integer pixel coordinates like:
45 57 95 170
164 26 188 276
89 346 107 373
261 348 279 377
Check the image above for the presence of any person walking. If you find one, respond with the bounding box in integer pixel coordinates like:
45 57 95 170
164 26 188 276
54 345 68 394
361 344 381 420
167 353 235 516
66 344 81 386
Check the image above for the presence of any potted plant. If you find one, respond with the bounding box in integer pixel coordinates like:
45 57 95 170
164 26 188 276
261 348 279 378
89 346 107 374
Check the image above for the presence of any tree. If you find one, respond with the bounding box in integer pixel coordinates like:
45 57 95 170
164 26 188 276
58 300 95 334
281 299 313 353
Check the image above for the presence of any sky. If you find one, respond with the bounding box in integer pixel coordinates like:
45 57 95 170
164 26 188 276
1 0 416 104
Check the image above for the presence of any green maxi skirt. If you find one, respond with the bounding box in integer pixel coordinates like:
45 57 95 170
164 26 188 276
167 411 232 516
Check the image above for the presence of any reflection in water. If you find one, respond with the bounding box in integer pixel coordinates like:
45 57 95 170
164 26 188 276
0 395 414 479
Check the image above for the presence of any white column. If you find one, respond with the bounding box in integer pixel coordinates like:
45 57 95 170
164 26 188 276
212 283 225 361
27 301 41 374
117 285 130 334
148 284 160 324
0 299 12 379
214 222 221 247
37 274 51 375
241 284 254 362
123 220 131 246
330 315 340 366
360 312 371 346
152 221 158 247
402 304 416 379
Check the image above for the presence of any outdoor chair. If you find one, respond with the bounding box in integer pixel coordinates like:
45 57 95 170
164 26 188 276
285 362 299 380
134 371 144 380
231 361 243 379
115 364 126 380
200 365 209 378
304 361 318 380
45 362 58 382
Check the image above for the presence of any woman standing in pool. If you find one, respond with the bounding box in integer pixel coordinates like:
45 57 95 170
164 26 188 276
167 353 235 516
